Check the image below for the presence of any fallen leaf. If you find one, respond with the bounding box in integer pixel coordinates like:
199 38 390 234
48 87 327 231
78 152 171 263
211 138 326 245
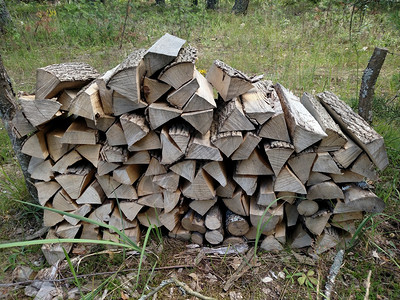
205 273 218 284
262 276 273 284
188 272 199 281
278 271 285 279
372 250 380 259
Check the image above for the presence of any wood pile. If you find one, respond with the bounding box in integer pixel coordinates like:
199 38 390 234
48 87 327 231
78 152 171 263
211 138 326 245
12 34 388 263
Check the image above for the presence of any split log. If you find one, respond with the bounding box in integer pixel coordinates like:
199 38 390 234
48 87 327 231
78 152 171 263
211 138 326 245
138 193 164 208
276 191 296 204
53 189 78 212
232 173 258 196
76 144 102 168
148 102 182 130
330 170 364 183
21 131 49 159
46 128 73 162
96 174 122 198
182 168 215 200
297 200 318 217
226 210 250 236
168 223 191 241
97 160 119 176
167 77 199 109
61 118 98 145
306 172 331 186
260 236 283 252
120 113 149 148
215 98 255 132
236 148 274 176
331 211 363 223
128 130 161 151
30 159 53 181
113 164 141 185
51 150 82 174
159 205 187 231
222 188 250 216
315 228 341 254
106 122 127 146
69 81 103 121
160 127 184 165
275 83 327 153
137 175 163 196
10 110 35 138
210 128 242 158
96 67 115 115
307 181 344 200
287 149 316 184
58 89 78 112
168 123 191 153
181 209 206 234
55 164 95 199
120 201 143 221
181 109 214 135
186 131 223 161
333 185 385 213
143 77 170 104
145 157 166 176
332 137 362 168
137 207 162 227
231 132 261 161
19 95 61 127
203 161 227 187
86 201 113 226
249 198 283 234
304 211 332 236
112 91 147 115
275 221 286 244
56 222 81 239
312 152 342 175
291 224 312 248
163 190 181 213
274 166 306 194
169 160 196 182
264 141 294 176
189 198 217 216
205 205 222 230
125 151 150 165
256 177 276 207
100 144 128 163
64 204 91 226
350 153 378 180
43 205 63 227
285 203 299 227
153 171 180 192
216 178 236 198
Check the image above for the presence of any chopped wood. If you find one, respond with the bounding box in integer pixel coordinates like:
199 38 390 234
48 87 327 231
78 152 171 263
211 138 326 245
350 153 378 180
143 77 170 104
145 157 167 176
128 130 161 151
191 232 204 245
205 227 224 245
256 177 276 207
58 89 78 111
125 151 150 165
297 200 319 217
28 157 44 175
181 109 214 135
96 68 115 115
43 204 63 227
333 185 385 213
159 205 187 231
181 209 206 234
137 207 162 227
160 127 184 165
307 171 331 186
291 224 312 248
109 208 138 232
330 170 364 183
137 175 163 196
163 190 181 213
189 198 217 216
36 62 99 99
287 149 316 184
317 91 388 170
182 168 215 200
120 201 143 221
56 222 81 239
100 144 128 163
186 131 223 161
153 171 180 192
223 236 246 246
215 98 255 132
51 150 82 174
19 95 61 127
53 189 78 212
276 191 296 204
10 110 35 138
222 188 250 216
210 124 242 157
31 159 53 181
81 223 100 240
61 118 98 145
88 200 113 224
120 113 149 148
236 148 274 176
138 193 164 208
63 204 91 226
264 140 294 176
300 92 347 151
226 210 250 236
304 211 332 235
168 223 191 241
96 174 122 198
97 160 120 176
55 165 95 199
113 164 141 185
21 131 49 159
275 221 286 244
275 83 327 153
148 102 182 130
231 132 261 161
41 229 73 265
285 203 299 227
249 198 282 234
307 181 344 200
315 228 341 254
183 70 216 112
216 178 236 198
260 235 284 252
203 161 227 187
106 122 127 146
331 211 363 223
274 166 306 194
206 59 262 101
168 123 191 153
312 152 342 175
167 77 199 109
112 91 148 115
332 137 362 168
69 81 103 120
205 205 222 230
76 144 102 168
169 160 196 182
233 173 258 196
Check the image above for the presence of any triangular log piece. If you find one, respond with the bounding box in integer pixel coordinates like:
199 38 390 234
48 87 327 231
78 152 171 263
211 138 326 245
143 77 170 104
241 80 275 125
160 127 184 165
125 151 150 165
120 113 149 148
28 157 44 175
69 81 103 121
191 232 204 245
112 183 138 199
300 92 347 151
307 181 344 200
61 119 98 145
168 223 191 241
163 190 181 213
95 174 121 198
97 160 120 176
304 211 332 236
275 83 327 153
317 91 389 170
31 159 53 182
206 59 262 101
46 129 72 161
76 144 102 168
11 110 36 138
100 144 128 163
331 219 357 234
137 175 163 196
330 170 364 183
88 200 114 224
76 179 105 205
81 223 100 240
226 210 250 236
55 222 81 239
169 160 196 182
232 173 258 196
216 178 236 198
113 165 141 185
203 161 227 187
159 204 187 231
63 204 91 226
210 119 242 157
182 168 215 200
205 227 224 245
158 46 197 89
167 77 199 109
260 236 284 252
43 206 63 228
287 149 316 184
312 152 342 175
106 49 146 102
256 177 276 207
148 102 182 130
106 122 127 146
181 109 214 135
306 172 331 186
41 229 73 265
350 153 378 180
274 166 306 194
138 193 164 208
333 184 385 213
53 189 78 212
297 200 319 217
186 131 223 161
36 181 61 206
168 123 191 153
153 171 180 192
96 67 116 115
137 207 162 227
20 95 62 127
215 98 255 132
249 198 283 234
145 157 167 176
189 198 217 216
285 203 298 227
85 113 115 132
231 132 261 161
182 69 216 112
55 165 95 199
144 33 186 76
205 205 222 230
331 211 363 223
36 62 99 99
58 89 78 112
258 91 291 143
236 148 274 176
52 150 82 174
109 208 138 232
264 141 294 176
332 137 362 168
291 224 312 249
276 191 296 204
112 91 148 115
315 228 341 254
181 209 206 234
21 131 49 159
222 188 250 216
128 131 161 151
102 230 120 244
275 221 286 244
120 201 143 221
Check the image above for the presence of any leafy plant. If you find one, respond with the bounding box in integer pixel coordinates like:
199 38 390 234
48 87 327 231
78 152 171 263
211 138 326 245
284 268 318 288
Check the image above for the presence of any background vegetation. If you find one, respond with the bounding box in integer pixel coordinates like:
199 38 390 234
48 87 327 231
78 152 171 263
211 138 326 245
0 0 399 298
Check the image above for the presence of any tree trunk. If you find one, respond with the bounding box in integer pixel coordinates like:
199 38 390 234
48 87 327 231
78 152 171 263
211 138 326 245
0 0 12 33
232 0 249 14
206 0 217 10
0 54 38 202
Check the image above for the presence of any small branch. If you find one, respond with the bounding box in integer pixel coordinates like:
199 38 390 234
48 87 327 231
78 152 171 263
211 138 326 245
364 270 372 300
323 249 345 300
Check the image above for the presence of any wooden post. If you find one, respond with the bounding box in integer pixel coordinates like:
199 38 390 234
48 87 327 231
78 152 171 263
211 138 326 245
358 47 388 124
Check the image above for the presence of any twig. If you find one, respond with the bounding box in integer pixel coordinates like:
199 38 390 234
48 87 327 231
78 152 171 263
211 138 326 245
223 247 256 291
323 249 345 300
139 275 216 300
364 270 372 300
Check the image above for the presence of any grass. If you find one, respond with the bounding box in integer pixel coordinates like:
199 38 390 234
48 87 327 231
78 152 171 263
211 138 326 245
0 0 399 298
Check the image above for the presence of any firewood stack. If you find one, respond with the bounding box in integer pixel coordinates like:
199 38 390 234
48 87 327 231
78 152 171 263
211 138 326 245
12 33 389 263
